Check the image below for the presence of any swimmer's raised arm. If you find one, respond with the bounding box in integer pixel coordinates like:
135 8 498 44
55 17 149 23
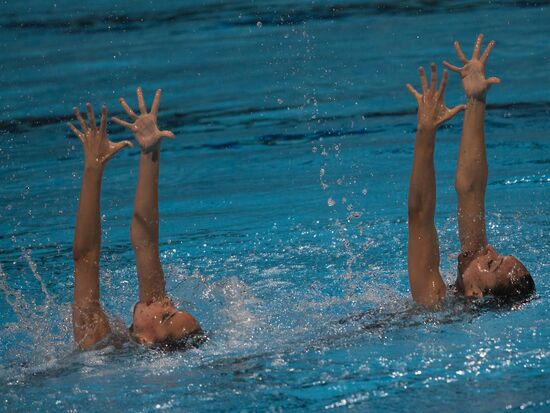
406 64 466 306
113 88 175 302
114 89 200 346
444 34 500 256
68 104 132 349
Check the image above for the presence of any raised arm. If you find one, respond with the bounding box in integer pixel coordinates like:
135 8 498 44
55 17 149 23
112 88 175 303
406 64 466 306
68 104 131 349
443 34 500 256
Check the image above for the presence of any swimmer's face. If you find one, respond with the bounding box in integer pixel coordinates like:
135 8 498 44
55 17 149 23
131 298 200 346
458 245 533 299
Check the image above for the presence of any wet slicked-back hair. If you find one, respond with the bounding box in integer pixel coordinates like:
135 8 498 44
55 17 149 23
129 323 208 351
492 271 535 300
149 331 208 352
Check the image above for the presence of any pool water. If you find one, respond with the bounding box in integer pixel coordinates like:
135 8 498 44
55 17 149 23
0 1 549 411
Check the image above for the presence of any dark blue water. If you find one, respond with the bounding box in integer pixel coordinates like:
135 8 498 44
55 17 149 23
1 1 549 411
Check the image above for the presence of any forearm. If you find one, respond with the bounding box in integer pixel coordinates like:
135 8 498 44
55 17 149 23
408 127 436 219
455 98 488 194
73 167 103 305
407 126 445 305
68 102 129 348
73 167 103 260
132 150 160 242
131 149 166 302
455 98 488 251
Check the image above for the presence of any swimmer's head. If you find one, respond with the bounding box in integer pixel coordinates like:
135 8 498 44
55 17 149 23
457 245 535 300
130 297 201 348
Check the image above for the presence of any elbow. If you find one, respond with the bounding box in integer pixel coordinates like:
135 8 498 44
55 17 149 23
408 202 422 220
408 192 422 217
131 212 157 230
411 283 446 308
131 212 149 240
73 245 99 264
408 199 432 223
454 178 477 195
132 211 147 226
130 213 156 247
455 173 487 196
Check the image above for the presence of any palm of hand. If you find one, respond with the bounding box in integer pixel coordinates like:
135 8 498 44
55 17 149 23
85 129 111 163
433 100 455 127
419 96 456 129
443 35 500 102
112 88 175 152
67 104 132 168
132 114 163 151
84 129 130 166
407 64 465 130
460 61 488 100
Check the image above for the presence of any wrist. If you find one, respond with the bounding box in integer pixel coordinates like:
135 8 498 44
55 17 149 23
415 124 436 148
466 93 487 104
140 142 161 154
83 162 104 174
466 96 487 107
417 123 437 135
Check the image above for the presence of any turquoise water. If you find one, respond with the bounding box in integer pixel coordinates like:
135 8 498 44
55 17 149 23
1 1 549 411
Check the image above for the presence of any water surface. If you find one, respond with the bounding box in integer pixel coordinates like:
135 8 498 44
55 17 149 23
0 1 549 411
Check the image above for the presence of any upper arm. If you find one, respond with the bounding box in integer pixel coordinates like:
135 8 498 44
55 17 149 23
130 213 166 301
72 305 111 349
72 260 111 349
131 235 164 281
456 190 487 254
407 213 446 306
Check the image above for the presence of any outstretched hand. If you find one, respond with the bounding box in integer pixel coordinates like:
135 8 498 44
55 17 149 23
68 104 132 169
406 63 466 130
112 88 175 153
443 34 500 102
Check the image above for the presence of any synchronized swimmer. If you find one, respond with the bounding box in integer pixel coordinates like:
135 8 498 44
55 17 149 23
66 34 534 350
68 89 201 349
405 34 534 306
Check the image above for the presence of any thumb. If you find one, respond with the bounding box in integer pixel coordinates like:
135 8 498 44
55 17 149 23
114 140 133 151
446 104 467 120
160 130 175 139
486 76 501 85
102 140 133 163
